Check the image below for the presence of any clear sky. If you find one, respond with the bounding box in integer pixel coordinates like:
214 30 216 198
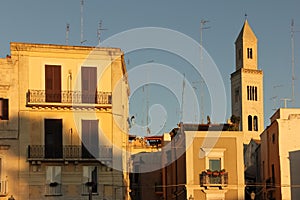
1 1 300 136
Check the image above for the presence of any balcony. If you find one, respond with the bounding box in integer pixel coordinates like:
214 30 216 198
200 170 228 189
26 90 112 109
0 180 8 196
28 145 113 162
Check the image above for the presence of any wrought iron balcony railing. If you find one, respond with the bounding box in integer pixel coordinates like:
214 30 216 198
200 170 228 189
82 182 98 195
0 180 8 196
26 90 112 107
28 145 112 161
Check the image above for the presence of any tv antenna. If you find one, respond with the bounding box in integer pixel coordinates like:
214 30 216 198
291 19 295 106
80 0 87 44
270 96 278 110
97 20 108 45
291 19 300 106
66 23 70 45
180 73 186 122
199 19 210 123
280 98 291 108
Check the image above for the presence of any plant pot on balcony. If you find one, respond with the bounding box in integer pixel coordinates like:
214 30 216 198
49 182 58 187
212 171 220 176
206 170 212 175
85 181 94 187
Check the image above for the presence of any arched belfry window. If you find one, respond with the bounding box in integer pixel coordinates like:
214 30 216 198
253 116 258 131
248 115 252 131
247 86 258 101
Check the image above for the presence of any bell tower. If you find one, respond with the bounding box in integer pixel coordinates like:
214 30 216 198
231 20 264 140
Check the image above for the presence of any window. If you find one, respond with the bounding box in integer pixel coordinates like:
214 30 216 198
0 98 8 120
82 120 99 158
247 48 253 59
46 166 62 195
209 158 221 171
251 86 255 100
44 119 63 158
45 65 61 102
247 86 258 101
83 166 98 194
81 67 97 103
0 158 8 195
271 164 275 183
253 116 258 131
201 148 225 170
248 115 252 131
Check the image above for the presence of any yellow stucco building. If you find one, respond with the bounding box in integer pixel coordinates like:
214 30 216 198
0 42 129 200
261 108 300 200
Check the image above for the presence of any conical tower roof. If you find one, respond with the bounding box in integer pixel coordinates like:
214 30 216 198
235 19 257 44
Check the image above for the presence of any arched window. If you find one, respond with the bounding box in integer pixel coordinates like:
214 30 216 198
253 116 258 131
247 48 253 59
248 115 252 131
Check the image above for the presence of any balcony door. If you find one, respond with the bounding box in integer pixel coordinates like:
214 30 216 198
82 120 99 158
45 65 61 102
45 119 63 158
81 67 97 103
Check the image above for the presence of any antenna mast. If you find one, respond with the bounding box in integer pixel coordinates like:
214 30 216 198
180 74 186 122
97 20 108 46
80 0 86 44
66 23 70 45
291 19 295 106
200 19 210 123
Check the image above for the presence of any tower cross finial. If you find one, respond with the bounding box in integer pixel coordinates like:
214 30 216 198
245 13 248 20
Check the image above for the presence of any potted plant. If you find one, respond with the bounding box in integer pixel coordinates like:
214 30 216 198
220 169 226 175
49 182 58 187
212 171 219 176
206 169 212 175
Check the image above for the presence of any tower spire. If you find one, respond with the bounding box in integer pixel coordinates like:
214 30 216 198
231 20 264 142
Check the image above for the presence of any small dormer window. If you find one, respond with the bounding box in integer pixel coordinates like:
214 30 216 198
247 48 253 59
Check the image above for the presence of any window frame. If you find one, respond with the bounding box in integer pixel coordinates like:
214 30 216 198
200 148 226 171
82 166 98 194
0 98 9 120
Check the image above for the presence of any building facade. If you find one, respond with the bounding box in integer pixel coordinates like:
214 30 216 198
260 108 300 200
162 123 245 200
0 55 19 199
1 42 130 200
128 135 169 200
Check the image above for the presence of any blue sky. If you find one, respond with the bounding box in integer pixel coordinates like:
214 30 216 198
1 1 300 136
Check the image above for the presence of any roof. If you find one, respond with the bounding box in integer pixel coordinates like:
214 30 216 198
178 123 235 131
235 19 257 44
